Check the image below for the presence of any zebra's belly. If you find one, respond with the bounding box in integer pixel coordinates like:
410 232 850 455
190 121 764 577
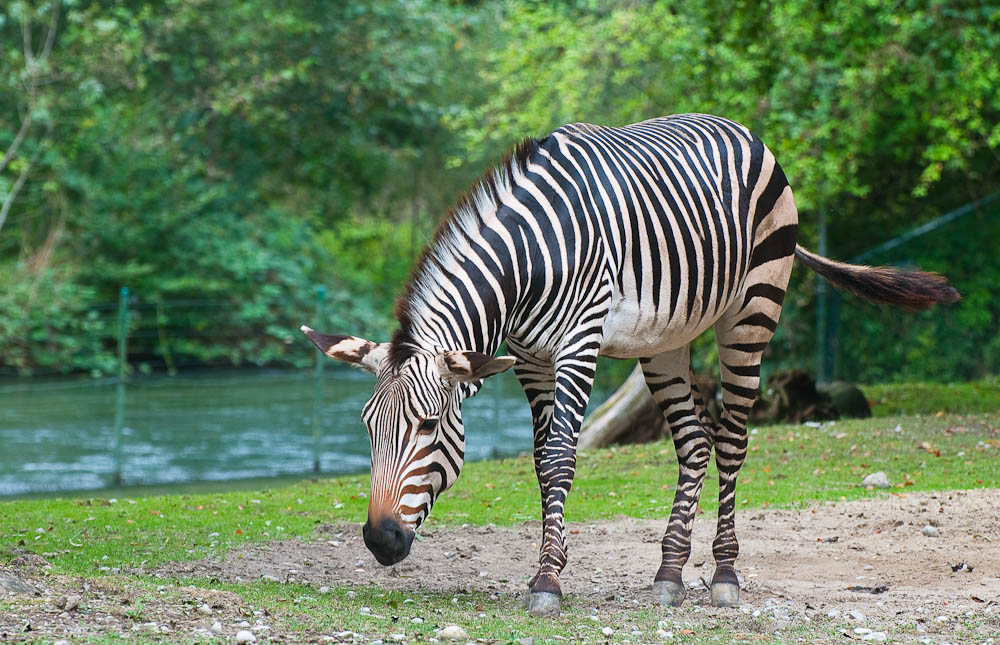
598 296 724 359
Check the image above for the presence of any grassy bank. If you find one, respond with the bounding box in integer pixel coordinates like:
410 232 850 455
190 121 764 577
3 402 999 642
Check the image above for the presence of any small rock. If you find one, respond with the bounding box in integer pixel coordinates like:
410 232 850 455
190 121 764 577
922 525 939 537
601 626 614 636
861 472 891 488
437 625 468 640
862 565 873 571
318 586 331 593
848 609 867 621
826 609 841 618
261 574 280 583
656 629 673 639
517 638 534 645
211 622 223 634
854 627 872 635
411 617 423 624
390 634 406 642
235 630 256 643
862 632 887 642
53 641 69 645
197 603 213 615
56 594 81 611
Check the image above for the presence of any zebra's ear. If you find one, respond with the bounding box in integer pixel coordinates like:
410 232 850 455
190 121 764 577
300 326 388 375
437 351 516 383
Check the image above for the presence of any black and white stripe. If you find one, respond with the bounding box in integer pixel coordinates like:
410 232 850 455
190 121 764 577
304 113 958 612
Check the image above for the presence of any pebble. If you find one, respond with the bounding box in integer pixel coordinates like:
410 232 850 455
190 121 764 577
53 641 69 645
854 628 872 635
656 629 673 639
437 625 468 640
848 609 867 621
235 630 257 643
318 586 331 594
390 634 407 642
922 525 939 537
58 594 82 611
198 603 213 615
261 574 279 583
861 633 887 642
517 638 534 645
211 622 223 634
862 565 873 571
827 609 841 618
601 627 614 636
411 617 423 623
861 471 891 488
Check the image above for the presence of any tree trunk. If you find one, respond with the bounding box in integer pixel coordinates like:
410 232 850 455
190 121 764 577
579 365 666 449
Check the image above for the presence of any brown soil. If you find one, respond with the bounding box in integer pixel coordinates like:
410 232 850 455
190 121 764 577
3 489 999 642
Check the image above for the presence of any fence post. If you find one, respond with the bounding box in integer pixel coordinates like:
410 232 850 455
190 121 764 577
816 209 833 384
312 285 327 473
111 286 129 486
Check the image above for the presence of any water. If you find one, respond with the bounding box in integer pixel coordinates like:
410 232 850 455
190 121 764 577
0 368 565 497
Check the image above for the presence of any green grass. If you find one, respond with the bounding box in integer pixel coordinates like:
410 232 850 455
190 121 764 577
861 376 1000 416
2 390 998 643
210 582 836 643
3 412 998 578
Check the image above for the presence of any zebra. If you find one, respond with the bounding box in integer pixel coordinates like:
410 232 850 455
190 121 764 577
302 114 958 616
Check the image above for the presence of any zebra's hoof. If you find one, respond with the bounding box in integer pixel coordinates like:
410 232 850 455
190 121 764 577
526 591 561 617
710 582 740 608
652 580 686 607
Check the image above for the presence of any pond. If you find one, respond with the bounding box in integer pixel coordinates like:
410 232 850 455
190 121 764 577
0 368 612 497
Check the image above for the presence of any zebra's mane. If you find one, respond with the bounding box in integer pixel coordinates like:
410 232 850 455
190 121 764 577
390 136 541 367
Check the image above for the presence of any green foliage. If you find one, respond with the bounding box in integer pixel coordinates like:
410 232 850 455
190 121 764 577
0 0 997 379
0 264 116 375
0 0 485 373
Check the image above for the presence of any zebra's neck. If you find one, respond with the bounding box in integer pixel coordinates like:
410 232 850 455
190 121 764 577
390 139 541 365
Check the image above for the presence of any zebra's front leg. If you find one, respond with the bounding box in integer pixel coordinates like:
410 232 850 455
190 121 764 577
640 348 714 607
508 344 556 594
525 350 598 617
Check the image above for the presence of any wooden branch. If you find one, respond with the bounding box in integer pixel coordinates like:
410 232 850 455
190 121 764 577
21 14 35 65
0 111 33 174
578 364 654 450
0 143 42 234
41 1 60 61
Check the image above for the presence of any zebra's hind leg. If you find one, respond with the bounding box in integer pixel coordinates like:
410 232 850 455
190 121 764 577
709 291 786 607
641 346 713 607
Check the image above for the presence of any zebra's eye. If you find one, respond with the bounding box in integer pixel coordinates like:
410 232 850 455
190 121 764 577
417 418 439 434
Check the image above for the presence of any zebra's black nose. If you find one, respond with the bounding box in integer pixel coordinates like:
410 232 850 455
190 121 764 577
363 517 414 566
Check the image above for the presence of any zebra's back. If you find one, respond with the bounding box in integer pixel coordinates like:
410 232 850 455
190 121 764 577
525 114 797 358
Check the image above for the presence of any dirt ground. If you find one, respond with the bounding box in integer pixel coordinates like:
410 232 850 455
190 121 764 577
3 488 999 642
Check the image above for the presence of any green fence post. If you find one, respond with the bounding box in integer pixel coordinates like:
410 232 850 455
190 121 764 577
111 286 129 486
816 209 833 384
312 285 327 473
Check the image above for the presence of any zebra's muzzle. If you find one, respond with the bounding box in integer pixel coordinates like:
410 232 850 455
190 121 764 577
363 516 415 566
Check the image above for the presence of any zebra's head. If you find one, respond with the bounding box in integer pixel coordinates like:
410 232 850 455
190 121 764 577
301 326 515 565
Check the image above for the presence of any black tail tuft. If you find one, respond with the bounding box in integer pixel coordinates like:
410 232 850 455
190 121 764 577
794 245 960 312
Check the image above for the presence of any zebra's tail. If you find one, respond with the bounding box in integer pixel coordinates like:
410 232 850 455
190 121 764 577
793 245 960 311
